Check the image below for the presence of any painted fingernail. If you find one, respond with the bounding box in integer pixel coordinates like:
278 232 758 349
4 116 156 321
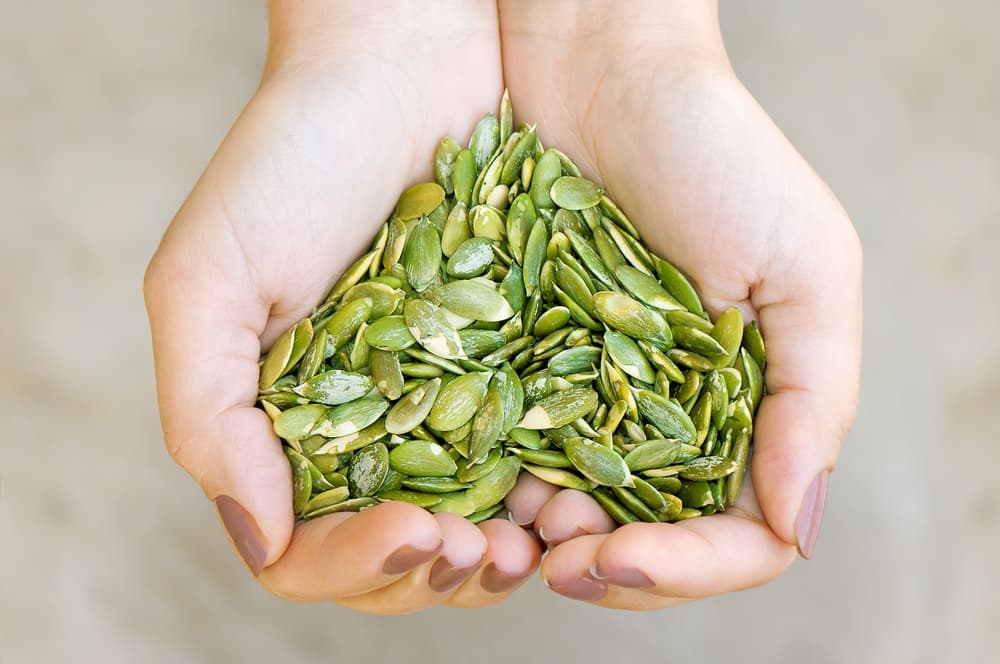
215 495 266 576
383 540 443 575
796 470 829 560
598 566 654 589
545 573 607 601
481 563 526 594
428 556 483 593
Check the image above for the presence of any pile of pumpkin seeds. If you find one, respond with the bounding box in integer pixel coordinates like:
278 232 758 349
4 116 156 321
257 91 766 526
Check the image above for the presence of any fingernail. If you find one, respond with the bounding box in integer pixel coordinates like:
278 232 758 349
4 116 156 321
546 573 607 601
507 510 533 526
215 495 266 576
597 566 654 589
539 526 589 546
481 563 526 594
383 540 443 575
796 470 829 560
428 556 483 593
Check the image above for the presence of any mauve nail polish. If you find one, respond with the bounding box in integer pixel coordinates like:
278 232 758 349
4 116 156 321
383 542 442 575
481 563 525 594
795 470 829 559
546 574 607 601
215 495 266 576
428 557 482 593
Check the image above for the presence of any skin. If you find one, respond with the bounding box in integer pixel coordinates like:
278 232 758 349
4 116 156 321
144 0 861 613
498 1 861 609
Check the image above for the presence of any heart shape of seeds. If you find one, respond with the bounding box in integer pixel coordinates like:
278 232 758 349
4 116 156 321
257 91 766 524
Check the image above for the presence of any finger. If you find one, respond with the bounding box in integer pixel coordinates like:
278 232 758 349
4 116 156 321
532 489 616 548
446 518 542 608
751 218 863 558
257 501 442 601
504 471 560 526
592 514 796 601
335 513 487 614
144 224 295 576
543 535 681 609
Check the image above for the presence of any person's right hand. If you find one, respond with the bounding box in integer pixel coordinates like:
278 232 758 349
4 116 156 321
144 1 541 613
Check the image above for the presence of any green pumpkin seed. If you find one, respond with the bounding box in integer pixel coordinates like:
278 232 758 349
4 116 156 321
550 176 604 210
610 486 659 522
592 291 673 346
347 443 389 497
500 129 538 186
469 114 500 173
260 318 313 390
401 477 472 493
465 456 521 511
680 455 740 481
523 218 548 296
469 384 504 463
365 315 416 351
655 257 705 317
624 439 702 472
314 420 388 455
427 371 490 431
635 389 697 443
467 503 505 524
521 464 593 491
402 219 442 292
518 387 598 429
678 480 715 508
311 397 388 438
436 280 515 322
377 489 443 508
508 427 543 450
456 446 503 483
529 149 562 209
667 348 715 371
389 440 458 477
592 488 638 525
509 448 572 468
404 299 466 360
323 297 373 350
302 497 378 519
548 345 602 377
274 404 329 440
453 149 476 208
673 324 728 359
396 182 446 221
384 376 441 434
724 428 751 506
341 282 403 320
292 370 373 406
564 437 634 487
710 307 744 369
455 329 504 360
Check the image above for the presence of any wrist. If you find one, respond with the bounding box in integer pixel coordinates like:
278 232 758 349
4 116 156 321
265 0 500 77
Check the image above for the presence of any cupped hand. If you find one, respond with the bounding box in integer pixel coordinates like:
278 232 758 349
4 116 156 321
144 1 541 613
498 0 862 609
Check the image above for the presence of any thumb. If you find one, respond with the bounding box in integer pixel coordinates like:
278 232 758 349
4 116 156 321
750 217 863 559
144 214 296 576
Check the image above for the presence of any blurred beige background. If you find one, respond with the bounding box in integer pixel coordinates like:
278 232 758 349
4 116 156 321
2 1 997 662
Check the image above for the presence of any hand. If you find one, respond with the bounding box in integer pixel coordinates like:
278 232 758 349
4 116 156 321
498 0 862 609
144 1 540 613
